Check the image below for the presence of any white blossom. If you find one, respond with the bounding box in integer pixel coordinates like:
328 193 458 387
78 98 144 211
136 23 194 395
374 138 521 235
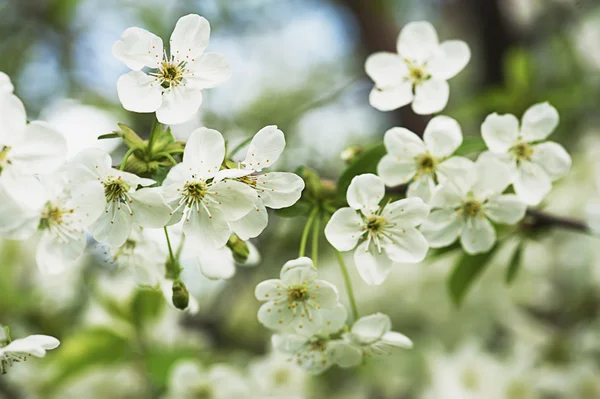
378 116 473 202
113 14 231 125
67 148 172 247
248 353 307 399
325 174 430 285
344 313 413 357
164 361 248 399
216 126 305 241
365 21 470 114
480 102 571 205
420 157 527 255
0 334 60 374
161 127 257 250
255 257 339 335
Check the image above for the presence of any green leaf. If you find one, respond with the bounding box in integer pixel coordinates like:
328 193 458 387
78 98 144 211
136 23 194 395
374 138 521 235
337 143 386 199
454 136 487 157
505 241 525 284
505 47 533 93
275 199 313 218
144 349 199 387
98 133 120 140
448 247 498 306
131 289 165 327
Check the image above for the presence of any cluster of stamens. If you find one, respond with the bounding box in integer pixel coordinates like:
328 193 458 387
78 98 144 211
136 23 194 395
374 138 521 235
174 178 222 222
103 176 134 221
415 152 437 177
461 199 483 218
360 209 398 255
39 201 80 243
405 59 431 87
509 140 534 163
148 47 194 90
295 337 328 367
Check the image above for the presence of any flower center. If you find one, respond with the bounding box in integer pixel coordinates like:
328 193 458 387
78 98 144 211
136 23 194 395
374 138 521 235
405 59 431 86
416 153 436 175
509 141 534 162
103 177 131 203
182 180 208 206
39 202 73 230
461 368 480 391
462 199 482 218
273 368 291 386
367 215 387 233
0 145 12 174
157 61 186 89
288 286 308 302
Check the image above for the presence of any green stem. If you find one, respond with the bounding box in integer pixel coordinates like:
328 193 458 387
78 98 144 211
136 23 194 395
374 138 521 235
147 119 160 156
175 233 186 260
155 152 178 166
119 147 136 171
299 207 318 258
335 250 359 321
164 227 179 278
311 211 321 266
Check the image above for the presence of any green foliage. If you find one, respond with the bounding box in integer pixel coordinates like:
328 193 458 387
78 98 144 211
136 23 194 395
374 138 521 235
454 137 487 158
448 246 498 306
505 241 525 284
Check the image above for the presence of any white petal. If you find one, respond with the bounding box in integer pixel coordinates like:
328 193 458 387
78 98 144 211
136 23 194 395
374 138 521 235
382 331 413 348
406 174 436 202
116 71 162 113
513 161 552 206
0 183 40 237
423 115 462 158
185 52 231 90
309 280 339 309
169 14 210 62
429 182 464 209
397 21 439 63
320 303 348 335
324 207 364 252
346 174 385 214
196 246 236 279
520 102 559 142
183 208 231 250
272 333 307 354
420 209 463 248
427 40 471 80
377 155 417 187
243 126 285 172
255 172 304 209
214 168 252 183
10 122 67 174
112 27 163 70
471 156 513 198
208 180 258 221
0 72 14 93
183 127 225 178
365 52 409 88
436 156 474 186
531 142 571 181
280 257 317 285
70 180 106 226
353 241 394 286
69 148 113 181
129 188 172 228
369 84 413 112
484 194 526 224
329 341 362 368
36 230 86 275
90 208 133 248
1 171 48 212
481 113 520 153
412 79 449 115
20 335 60 350
155 86 203 125
228 201 268 240
460 217 496 254
255 279 284 301
383 126 426 158
258 301 294 330
383 226 429 263
351 313 391 344
382 197 429 227
0 93 26 141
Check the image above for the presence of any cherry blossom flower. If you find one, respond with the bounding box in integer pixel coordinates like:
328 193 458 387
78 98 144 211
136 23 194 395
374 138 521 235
0 334 60 374
344 313 413 356
165 361 248 399
325 174 430 285
113 14 231 125
255 257 339 334
365 21 470 114
378 116 473 202
480 102 571 205
420 157 527 254
161 127 258 250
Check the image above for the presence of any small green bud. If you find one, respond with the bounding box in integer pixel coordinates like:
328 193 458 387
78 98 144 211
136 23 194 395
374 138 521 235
171 280 190 310
227 234 250 264
340 144 364 164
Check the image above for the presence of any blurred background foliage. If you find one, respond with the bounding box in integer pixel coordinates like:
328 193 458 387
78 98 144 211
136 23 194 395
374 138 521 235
2 0 600 398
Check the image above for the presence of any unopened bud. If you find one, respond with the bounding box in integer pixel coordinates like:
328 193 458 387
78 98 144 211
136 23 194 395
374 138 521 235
171 280 189 310
341 145 364 164
227 234 250 264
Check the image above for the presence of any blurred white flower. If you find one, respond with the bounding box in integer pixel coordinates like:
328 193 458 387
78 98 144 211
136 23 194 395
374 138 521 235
249 352 307 398
255 257 339 335
377 116 472 202
67 148 172 247
272 304 361 374
113 14 231 125
40 99 122 158
344 313 413 356
0 334 60 374
217 125 305 240
325 174 430 285
573 12 600 70
481 102 571 205
161 127 257 250
365 21 470 114
164 361 248 399
421 157 526 254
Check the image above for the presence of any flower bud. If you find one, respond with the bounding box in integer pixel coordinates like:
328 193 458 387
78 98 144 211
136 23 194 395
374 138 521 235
171 280 190 310
341 145 364 164
227 234 249 264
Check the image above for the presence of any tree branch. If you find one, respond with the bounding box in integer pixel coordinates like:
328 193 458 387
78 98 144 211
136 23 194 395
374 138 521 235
523 208 589 233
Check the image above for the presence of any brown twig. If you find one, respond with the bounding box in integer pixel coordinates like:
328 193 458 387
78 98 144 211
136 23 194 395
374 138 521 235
523 208 589 233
